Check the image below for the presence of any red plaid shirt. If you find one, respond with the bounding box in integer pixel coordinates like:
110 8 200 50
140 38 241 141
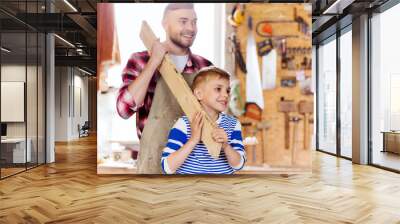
117 50 212 139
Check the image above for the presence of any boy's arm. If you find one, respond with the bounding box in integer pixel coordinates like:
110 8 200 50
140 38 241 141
213 120 246 171
222 143 244 169
164 140 197 173
161 112 204 174
228 121 246 170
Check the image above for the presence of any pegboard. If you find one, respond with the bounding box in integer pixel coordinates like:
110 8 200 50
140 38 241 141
228 3 313 171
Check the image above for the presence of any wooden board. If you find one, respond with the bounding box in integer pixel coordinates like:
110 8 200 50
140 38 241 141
139 21 222 158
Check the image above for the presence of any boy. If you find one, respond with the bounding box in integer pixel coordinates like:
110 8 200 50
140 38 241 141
161 66 246 174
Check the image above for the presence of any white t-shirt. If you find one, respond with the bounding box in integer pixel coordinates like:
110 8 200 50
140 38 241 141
169 54 189 73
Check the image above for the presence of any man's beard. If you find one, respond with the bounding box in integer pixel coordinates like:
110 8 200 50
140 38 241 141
170 32 195 49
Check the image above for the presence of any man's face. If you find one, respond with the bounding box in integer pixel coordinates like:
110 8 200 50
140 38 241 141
163 9 197 49
195 76 231 113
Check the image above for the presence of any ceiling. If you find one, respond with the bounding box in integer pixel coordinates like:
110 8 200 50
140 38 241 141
0 0 395 74
0 0 97 74
311 0 390 43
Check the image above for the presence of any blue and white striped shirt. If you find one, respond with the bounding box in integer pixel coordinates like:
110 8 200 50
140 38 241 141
161 113 246 174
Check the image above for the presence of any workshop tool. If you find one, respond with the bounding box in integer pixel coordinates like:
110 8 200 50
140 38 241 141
287 56 296 70
245 103 262 121
242 118 269 166
295 16 310 35
228 33 247 73
228 3 245 27
256 22 299 38
241 120 259 165
298 100 313 150
246 16 264 110
280 76 296 88
301 56 308 69
257 38 273 56
289 116 301 165
279 39 288 69
256 120 271 165
278 99 297 149
139 21 221 159
228 79 245 117
250 128 258 164
261 23 273 35
261 48 277 90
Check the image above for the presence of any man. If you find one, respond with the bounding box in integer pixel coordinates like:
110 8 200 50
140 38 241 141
116 3 212 173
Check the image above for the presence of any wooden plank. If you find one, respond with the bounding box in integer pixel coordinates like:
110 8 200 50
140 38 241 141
139 21 222 158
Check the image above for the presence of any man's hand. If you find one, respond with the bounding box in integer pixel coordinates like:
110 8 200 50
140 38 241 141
189 112 204 145
149 39 168 67
212 128 229 149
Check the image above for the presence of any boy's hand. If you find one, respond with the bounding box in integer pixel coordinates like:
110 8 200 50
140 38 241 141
189 112 204 145
212 128 229 149
149 39 167 67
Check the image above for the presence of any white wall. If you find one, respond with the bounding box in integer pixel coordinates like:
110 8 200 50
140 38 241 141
1 64 46 163
55 67 89 141
1 65 32 138
55 66 68 141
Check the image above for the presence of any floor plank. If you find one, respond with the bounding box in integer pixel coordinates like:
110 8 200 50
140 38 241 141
0 135 399 223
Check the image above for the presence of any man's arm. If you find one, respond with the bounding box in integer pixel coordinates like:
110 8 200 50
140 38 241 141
116 41 167 119
126 41 166 108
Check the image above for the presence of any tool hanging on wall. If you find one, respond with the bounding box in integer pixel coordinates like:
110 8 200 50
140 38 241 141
228 33 247 73
256 22 273 37
229 79 245 117
299 77 312 95
289 116 301 165
278 98 297 150
228 3 245 27
245 103 262 121
242 120 259 166
279 38 290 70
255 19 301 39
256 120 271 165
257 38 273 56
287 47 312 55
287 55 296 70
281 76 296 88
295 16 310 36
245 16 264 116
298 100 313 150
261 48 277 90
300 56 308 69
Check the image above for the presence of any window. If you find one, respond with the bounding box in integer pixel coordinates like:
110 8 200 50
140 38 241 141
317 37 337 154
339 28 352 158
371 3 400 171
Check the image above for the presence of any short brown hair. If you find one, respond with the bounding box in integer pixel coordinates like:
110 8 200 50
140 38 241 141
163 3 194 19
192 66 230 91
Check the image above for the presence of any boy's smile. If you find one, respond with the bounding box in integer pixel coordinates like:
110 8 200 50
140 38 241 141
195 77 230 120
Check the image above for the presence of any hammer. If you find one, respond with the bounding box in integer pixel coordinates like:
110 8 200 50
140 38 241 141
256 120 271 165
298 100 313 150
289 116 301 165
278 98 297 149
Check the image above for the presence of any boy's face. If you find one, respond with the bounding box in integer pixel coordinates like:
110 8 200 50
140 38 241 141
163 9 197 48
194 76 230 113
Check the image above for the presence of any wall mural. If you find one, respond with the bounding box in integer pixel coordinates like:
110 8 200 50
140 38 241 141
97 3 313 175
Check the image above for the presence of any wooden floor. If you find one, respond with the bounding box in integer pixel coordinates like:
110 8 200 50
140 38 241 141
1 135 400 223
